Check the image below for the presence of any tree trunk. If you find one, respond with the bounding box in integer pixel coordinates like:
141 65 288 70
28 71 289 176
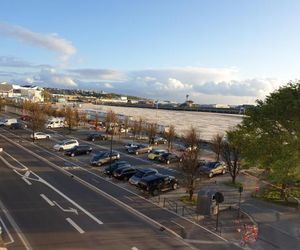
231 173 236 184
280 183 288 202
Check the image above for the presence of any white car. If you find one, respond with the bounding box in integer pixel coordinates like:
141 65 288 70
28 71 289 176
31 132 51 140
53 139 79 151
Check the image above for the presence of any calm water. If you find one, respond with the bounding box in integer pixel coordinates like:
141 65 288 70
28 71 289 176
82 104 243 141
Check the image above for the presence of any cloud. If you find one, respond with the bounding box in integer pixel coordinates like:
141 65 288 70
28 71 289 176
68 68 127 82
0 23 76 63
31 68 77 88
0 56 34 68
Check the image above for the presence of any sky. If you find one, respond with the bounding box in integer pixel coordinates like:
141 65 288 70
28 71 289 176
0 0 300 104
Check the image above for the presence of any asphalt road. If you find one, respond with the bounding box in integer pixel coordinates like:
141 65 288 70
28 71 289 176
0 125 240 249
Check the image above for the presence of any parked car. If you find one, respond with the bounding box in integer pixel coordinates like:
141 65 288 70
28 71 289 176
124 143 139 149
86 133 108 141
20 115 31 121
90 151 120 166
30 132 51 140
158 152 182 165
0 118 18 126
53 139 79 151
147 149 168 160
113 166 137 181
104 161 131 176
65 145 92 157
10 122 27 129
138 174 179 196
153 137 167 145
127 144 152 155
129 168 158 186
199 161 227 178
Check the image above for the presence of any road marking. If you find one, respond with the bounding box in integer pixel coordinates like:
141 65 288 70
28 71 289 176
40 194 55 206
53 201 78 215
185 239 226 244
131 247 139 250
0 216 14 245
21 177 32 186
0 199 32 250
0 137 104 226
66 218 84 234
0 130 226 244
124 196 134 201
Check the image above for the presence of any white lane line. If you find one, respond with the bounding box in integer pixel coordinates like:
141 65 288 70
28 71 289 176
0 134 104 226
0 199 32 250
0 217 14 245
40 194 55 207
124 196 134 201
66 218 85 234
21 177 32 186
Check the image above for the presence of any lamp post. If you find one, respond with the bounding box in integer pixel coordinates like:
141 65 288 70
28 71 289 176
109 124 116 170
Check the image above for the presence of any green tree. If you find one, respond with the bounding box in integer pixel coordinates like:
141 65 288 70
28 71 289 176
236 82 300 200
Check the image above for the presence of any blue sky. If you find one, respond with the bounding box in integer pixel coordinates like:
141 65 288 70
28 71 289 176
0 0 300 104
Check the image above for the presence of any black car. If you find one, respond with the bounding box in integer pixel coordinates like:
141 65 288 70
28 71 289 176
104 161 131 176
90 151 120 166
129 168 158 186
87 133 108 141
65 145 92 157
138 174 179 196
113 166 137 180
127 144 152 155
10 123 27 130
158 153 182 165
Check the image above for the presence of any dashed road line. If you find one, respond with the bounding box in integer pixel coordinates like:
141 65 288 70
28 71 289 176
66 218 85 234
40 194 55 206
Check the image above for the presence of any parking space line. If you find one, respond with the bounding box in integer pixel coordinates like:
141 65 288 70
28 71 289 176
124 196 134 201
21 177 32 186
0 216 14 245
40 194 55 207
66 218 85 234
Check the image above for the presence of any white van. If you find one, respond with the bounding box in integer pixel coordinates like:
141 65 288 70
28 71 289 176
46 117 65 129
46 120 65 128
0 118 18 126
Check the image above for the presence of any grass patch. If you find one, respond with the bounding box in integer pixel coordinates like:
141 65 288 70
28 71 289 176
254 187 300 208
180 195 197 206
223 180 243 189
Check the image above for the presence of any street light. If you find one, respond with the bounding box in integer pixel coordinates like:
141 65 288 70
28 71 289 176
109 123 116 171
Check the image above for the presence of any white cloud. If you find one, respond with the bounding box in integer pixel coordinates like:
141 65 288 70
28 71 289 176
68 69 127 82
0 23 76 63
32 69 77 88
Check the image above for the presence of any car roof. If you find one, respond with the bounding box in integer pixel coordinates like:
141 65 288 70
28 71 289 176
136 168 157 174
141 173 167 181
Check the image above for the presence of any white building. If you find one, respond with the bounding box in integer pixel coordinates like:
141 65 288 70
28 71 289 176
0 82 44 102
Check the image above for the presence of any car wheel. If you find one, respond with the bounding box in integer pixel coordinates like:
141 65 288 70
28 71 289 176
172 183 178 190
209 172 213 178
46 136 50 139
123 176 128 181
135 151 139 155
59 148 63 152
86 151 90 155
222 169 226 175
147 149 150 153
166 160 170 165
92 138 95 142
97 162 102 166
71 153 75 157
179 158 183 162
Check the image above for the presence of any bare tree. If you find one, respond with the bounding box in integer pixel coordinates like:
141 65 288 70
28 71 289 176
74 109 80 128
105 110 118 135
94 112 99 130
65 106 76 132
123 116 130 137
0 98 5 113
79 111 88 127
211 133 224 161
146 123 158 144
164 125 176 151
27 102 46 142
179 127 202 201
137 117 144 138
131 120 139 141
221 130 242 184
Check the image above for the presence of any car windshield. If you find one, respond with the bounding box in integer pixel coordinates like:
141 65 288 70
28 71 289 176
205 162 218 169
134 170 146 178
